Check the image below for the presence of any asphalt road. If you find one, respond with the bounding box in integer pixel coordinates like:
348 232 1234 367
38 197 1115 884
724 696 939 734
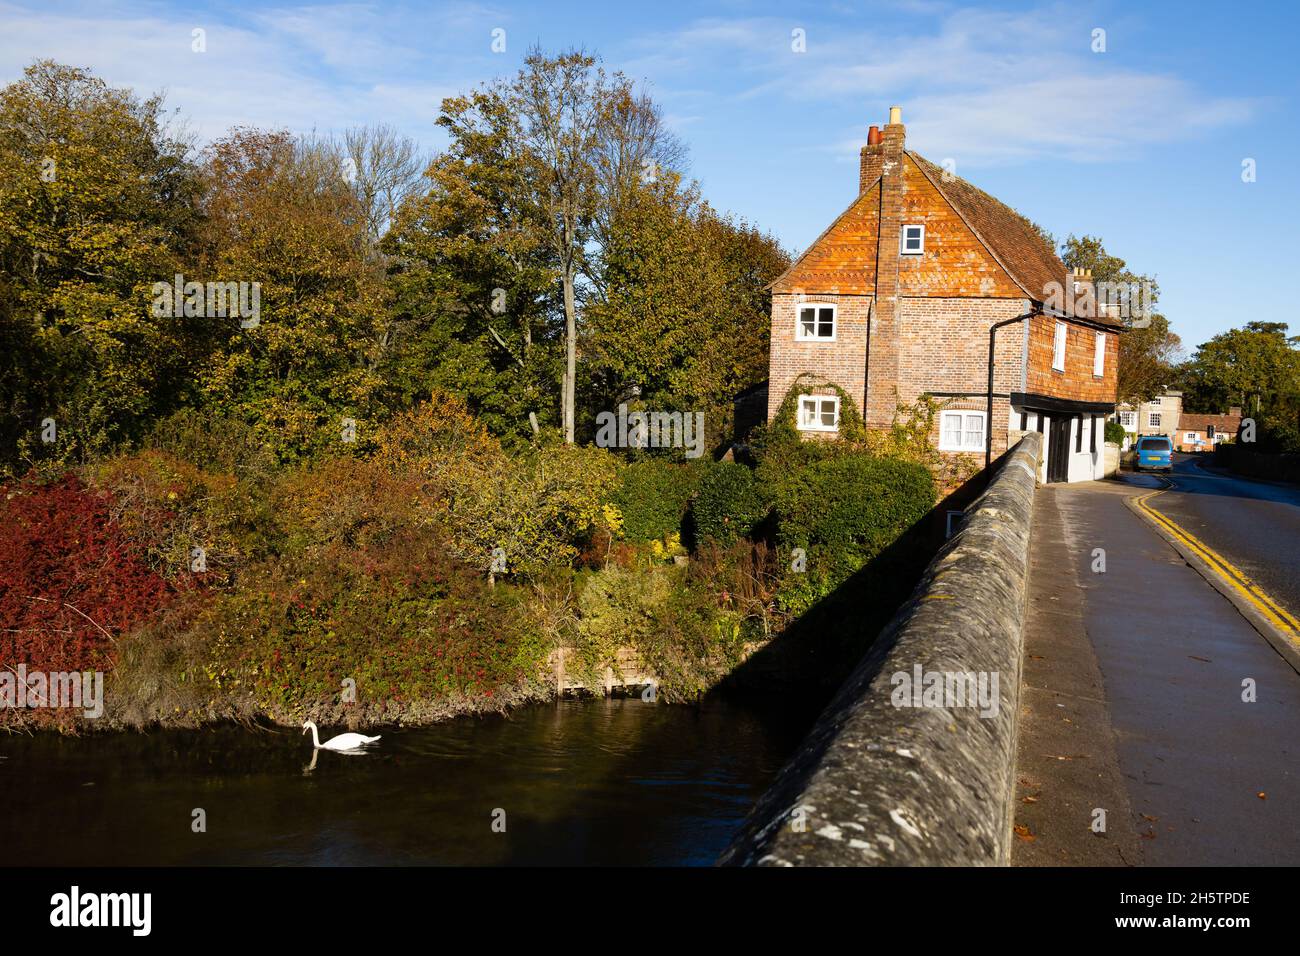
1153 453 1300 622
1014 465 1300 866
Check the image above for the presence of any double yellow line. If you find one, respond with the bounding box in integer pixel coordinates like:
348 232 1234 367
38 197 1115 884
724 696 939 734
1133 484 1300 640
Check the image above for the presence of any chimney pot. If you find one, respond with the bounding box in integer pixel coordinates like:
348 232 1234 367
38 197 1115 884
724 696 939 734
867 125 882 145
888 105 902 125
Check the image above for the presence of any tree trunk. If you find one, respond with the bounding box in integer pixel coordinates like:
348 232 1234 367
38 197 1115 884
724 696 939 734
563 266 577 443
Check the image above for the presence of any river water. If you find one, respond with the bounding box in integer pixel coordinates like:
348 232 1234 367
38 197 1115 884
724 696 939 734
2 692 822 866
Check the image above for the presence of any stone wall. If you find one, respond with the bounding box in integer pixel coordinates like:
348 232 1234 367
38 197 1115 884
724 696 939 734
720 432 1042 866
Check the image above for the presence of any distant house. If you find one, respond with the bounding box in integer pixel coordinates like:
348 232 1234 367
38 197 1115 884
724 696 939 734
1114 390 1183 450
1175 408 1243 453
758 106 1121 484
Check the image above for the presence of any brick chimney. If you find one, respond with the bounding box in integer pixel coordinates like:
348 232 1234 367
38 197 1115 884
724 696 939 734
859 125 883 192
1071 266 1096 318
865 106 907 427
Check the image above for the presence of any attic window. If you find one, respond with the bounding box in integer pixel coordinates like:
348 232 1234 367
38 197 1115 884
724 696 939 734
796 304 836 341
900 224 925 255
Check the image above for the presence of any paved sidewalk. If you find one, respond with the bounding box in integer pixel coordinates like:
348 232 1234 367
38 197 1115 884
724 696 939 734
1013 477 1300 866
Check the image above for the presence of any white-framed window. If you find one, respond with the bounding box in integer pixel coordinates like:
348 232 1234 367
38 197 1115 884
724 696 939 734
900 223 925 255
1093 331 1106 377
1149 397 1162 406
796 303 836 341
1148 412 1162 428
797 394 840 432
1185 432 1197 442
939 410 986 452
1052 321 1067 372
1119 410 1137 429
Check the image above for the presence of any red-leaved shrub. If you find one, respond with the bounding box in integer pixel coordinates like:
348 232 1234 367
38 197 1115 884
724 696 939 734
0 474 172 672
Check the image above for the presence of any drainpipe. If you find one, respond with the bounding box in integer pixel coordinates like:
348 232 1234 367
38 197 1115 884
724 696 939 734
986 308 1038 472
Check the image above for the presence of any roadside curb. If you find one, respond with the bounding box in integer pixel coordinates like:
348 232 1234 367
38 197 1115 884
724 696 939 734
1124 488 1300 677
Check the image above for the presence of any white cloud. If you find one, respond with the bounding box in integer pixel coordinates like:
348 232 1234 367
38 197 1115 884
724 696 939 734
0 1 1260 169
620 6 1259 167
0 0 487 148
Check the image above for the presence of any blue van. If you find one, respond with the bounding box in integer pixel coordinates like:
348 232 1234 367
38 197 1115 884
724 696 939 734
1134 435 1173 472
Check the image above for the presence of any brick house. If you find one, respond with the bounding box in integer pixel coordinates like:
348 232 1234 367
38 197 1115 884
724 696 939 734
1175 408 1243 453
758 106 1121 484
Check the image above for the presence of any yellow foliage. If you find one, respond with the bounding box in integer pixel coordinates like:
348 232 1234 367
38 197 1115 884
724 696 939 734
373 393 620 576
601 503 625 539
274 456 427 549
649 532 686 561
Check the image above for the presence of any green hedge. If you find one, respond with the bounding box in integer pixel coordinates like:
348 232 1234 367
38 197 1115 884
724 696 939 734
691 462 769 546
769 453 935 613
1104 421 1127 446
610 458 711 542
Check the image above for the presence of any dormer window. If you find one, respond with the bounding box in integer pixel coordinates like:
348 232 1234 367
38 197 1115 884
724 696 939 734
796 303 836 341
900 224 925 255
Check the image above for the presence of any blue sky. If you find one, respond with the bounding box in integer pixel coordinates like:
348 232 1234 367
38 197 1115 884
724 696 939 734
3 0 1297 354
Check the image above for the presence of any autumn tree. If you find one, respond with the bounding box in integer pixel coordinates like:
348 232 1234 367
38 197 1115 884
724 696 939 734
382 87 559 445
194 128 387 460
584 175 789 447
0 60 200 472
1059 234 1181 404
511 49 605 444
387 48 685 446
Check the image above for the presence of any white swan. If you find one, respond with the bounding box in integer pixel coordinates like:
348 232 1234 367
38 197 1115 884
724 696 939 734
302 720 381 751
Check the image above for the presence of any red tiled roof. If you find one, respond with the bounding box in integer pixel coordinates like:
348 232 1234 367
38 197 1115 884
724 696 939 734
907 153 1071 307
908 153 1121 328
1179 412 1243 433
770 149 1121 327
768 179 881 294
